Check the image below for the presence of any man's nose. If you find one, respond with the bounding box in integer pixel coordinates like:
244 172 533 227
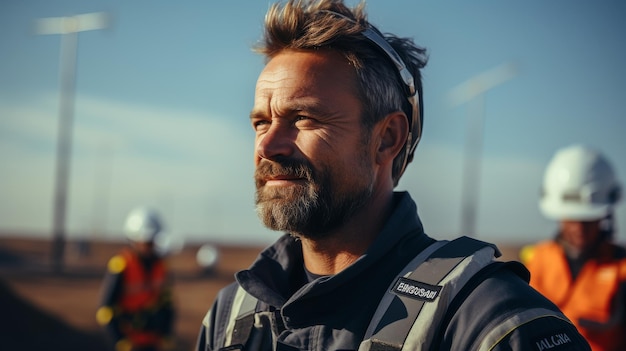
256 122 296 160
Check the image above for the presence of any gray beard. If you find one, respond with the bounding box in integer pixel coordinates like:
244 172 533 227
255 171 372 239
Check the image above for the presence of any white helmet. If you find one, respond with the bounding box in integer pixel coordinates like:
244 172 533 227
196 243 219 271
123 207 163 243
540 144 621 221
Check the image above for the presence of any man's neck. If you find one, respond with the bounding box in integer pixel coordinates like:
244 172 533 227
299 191 395 275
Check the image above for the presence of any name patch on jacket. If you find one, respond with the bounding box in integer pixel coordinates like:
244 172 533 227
533 330 572 351
392 277 442 302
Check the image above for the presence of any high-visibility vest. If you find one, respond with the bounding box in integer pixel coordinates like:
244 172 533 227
525 241 626 351
119 249 168 346
212 236 571 351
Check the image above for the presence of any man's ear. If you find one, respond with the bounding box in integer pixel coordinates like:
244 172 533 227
376 112 409 165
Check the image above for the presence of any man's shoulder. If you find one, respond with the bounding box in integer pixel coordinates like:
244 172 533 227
107 254 128 274
448 263 590 349
217 281 240 298
202 282 244 330
210 281 242 314
456 262 565 321
475 262 544 298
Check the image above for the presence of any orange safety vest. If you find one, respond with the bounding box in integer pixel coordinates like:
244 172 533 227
119 248 168 346
525 240 626 351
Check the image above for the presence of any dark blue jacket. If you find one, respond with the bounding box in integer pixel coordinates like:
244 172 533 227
196 192 590 351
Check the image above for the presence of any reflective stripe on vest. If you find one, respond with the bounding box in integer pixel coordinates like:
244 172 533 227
223 286 258 350
359 236 498 351
476 308 571 351
362 240 447 344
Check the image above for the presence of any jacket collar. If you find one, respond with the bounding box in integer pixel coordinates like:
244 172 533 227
236 191 427 307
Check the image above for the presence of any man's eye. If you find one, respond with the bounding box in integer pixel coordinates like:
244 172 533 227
294 115 315 124
253 120 270 130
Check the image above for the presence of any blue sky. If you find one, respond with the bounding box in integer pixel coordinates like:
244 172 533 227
1 1 625 246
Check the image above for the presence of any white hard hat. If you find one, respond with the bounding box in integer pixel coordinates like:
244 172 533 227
196 244 219 271
123 207 163 243
540 144 621 221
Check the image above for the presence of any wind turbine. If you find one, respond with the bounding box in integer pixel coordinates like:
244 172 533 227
449 62 518 237
35 12 109 272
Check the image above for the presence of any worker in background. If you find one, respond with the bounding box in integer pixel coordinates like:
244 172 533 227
521 144 626 351
96 207 176 351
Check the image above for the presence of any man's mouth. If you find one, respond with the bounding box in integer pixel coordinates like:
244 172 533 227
263 175 306 186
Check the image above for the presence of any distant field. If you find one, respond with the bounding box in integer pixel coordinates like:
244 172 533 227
0 234 526 351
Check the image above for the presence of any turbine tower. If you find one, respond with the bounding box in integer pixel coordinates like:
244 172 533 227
449 62 518 237
35 12 109 272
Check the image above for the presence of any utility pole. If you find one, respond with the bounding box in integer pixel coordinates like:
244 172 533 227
449 62 518 237
35 12 108 272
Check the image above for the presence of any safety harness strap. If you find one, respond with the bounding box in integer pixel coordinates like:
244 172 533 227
360 236 499 351
221 286 258 351
477 308 572 351
363 240 447 341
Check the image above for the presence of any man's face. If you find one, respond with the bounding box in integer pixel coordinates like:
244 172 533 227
559 219 602 252
251 50 376 238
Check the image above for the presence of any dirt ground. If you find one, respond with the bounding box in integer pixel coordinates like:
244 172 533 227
0 235 524 351
0 236 265 351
